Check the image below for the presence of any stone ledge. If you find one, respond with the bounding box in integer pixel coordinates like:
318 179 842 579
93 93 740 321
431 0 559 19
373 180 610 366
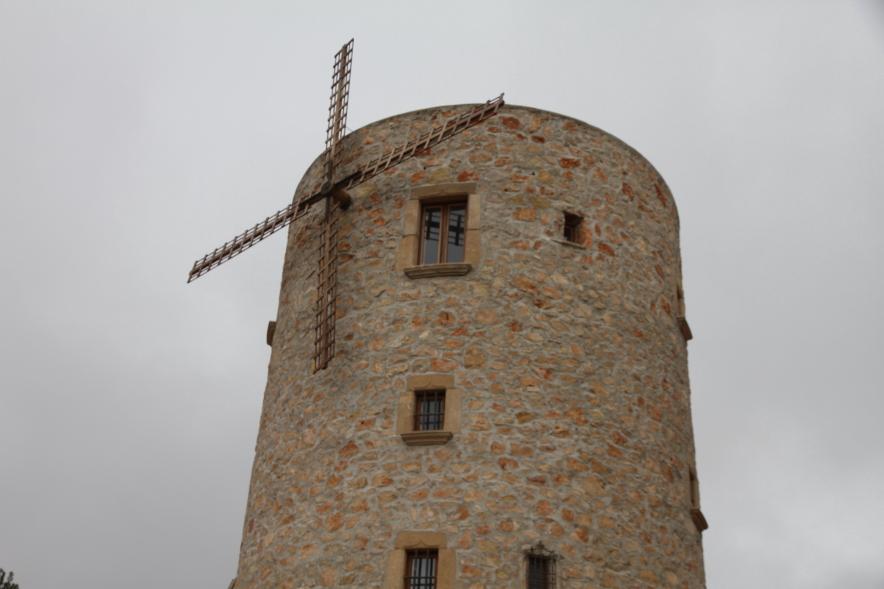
394 530 448 549
690 507 708 532
678 317 693 341
400 431 453 446
412 182 478 199
552 238 587 249
404 263 472 279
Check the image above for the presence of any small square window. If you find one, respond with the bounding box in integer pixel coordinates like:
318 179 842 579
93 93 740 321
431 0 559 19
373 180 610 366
414 390 445 431
405 548 438 589
563 212 582 243
420 202 467 265
526 543 557 589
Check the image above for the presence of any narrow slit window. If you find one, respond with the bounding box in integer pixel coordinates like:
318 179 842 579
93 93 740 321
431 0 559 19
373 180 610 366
563 212 582 243
689 468 700 509
414 390 446 431
405 548 438 589
526 543 557 589
420 201 467 264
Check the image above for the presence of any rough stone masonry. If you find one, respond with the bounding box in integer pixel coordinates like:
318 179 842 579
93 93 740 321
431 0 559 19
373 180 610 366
233 104 707 588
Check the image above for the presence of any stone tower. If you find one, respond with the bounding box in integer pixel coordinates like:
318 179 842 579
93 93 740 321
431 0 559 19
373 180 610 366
234 104 707 588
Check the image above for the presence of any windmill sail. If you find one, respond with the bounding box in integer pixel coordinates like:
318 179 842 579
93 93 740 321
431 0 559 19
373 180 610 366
324 39 353 183
313 203 341 370
187 202 297 282
187 94 505 283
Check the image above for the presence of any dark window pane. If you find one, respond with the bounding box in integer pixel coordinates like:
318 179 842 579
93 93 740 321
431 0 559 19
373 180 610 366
445 205 466 262
563 212 582 243
527 557 545 589
527 554 555 589
421 207 442 264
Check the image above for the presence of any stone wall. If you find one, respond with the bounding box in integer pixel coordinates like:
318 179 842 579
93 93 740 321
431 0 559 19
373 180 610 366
234 104 706 588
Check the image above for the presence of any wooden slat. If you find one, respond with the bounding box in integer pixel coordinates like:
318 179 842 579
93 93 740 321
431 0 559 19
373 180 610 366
339 94 504 191
313 201 342 370
324 39 354 184
187 202 298 282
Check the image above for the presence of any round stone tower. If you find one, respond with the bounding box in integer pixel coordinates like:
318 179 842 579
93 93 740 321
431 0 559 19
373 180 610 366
234 104 707 589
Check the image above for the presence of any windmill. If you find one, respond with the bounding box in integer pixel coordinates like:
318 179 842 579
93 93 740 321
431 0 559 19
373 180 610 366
187 39 505 371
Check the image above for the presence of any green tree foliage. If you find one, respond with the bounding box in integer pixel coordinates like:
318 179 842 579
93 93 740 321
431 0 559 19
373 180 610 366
0 568 19 589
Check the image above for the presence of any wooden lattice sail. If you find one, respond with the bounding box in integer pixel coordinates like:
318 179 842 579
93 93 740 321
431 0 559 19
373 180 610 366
186 39 505 370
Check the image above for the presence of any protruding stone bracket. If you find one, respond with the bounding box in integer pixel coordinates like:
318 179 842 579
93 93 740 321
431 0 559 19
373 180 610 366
690 507 709 532
678 317 693 341
266 321 277 346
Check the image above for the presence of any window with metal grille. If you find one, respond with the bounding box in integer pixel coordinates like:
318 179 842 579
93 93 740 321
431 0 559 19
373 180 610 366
525 543 557 589
420 201 467 264
563 212 582 243
404 548 438 589
414 390 445 431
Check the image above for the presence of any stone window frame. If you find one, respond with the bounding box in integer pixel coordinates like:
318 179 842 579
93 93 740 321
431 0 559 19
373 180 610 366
396 374 462 446
383 531 455 589
553 208 587 250
397 182 481 279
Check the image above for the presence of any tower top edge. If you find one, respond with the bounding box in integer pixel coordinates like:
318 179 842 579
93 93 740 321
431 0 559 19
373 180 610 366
348 102 676 209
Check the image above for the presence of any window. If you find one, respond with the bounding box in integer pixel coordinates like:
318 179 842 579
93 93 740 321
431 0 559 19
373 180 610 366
386 532 453 589
397 375 459 446
563 212 582 244
414 390 445 431
405 549 438 589
420 201 467 265
525 543 557 589
398 182 480 277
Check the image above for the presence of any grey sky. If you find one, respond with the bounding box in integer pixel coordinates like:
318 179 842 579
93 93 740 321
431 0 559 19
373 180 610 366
1 1 882 588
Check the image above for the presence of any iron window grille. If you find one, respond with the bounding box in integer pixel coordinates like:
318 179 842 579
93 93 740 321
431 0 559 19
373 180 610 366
525 542 558 589
404 548 438 589
414 390 446 431
563 212 582 243
419 201 467 265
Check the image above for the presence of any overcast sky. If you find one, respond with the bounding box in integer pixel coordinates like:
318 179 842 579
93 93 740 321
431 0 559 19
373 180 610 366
1 1 883 588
